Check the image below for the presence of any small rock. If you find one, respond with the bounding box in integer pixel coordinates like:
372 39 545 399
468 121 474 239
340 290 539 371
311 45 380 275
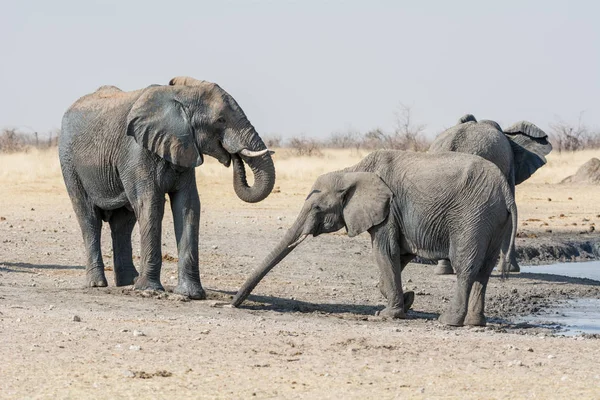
211 245 218 250
129 345 141 351
48 305 55 311
133 330 145 337
72 315 81 322
16 318 21 322
527 347 534 352
418 387 425 394
120 329 129 333
547 354 555 359
123 370 135 378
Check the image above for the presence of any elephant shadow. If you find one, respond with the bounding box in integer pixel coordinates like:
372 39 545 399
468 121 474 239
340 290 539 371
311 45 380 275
210 290 440 321
0 262 84 272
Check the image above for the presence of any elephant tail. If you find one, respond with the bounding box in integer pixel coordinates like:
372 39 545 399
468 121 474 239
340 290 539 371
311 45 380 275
501 200 518 280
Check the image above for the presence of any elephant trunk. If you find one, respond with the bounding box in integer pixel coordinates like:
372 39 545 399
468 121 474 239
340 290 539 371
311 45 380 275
232 152 275 203
224 126 276 204
232 210 309 307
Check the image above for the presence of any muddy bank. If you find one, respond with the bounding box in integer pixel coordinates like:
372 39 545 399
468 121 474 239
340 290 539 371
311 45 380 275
515 233 600 264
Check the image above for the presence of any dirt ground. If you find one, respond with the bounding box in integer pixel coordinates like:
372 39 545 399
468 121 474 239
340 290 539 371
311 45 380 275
1 149 600 399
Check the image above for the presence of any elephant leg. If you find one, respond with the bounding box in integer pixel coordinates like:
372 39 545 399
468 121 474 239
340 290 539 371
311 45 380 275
371 226 411 318
464 257 496 326
169 186 206 300
434 259 454 275
63 170 108 288
132 196 165 292
509 248 520 272
378 256 415 312
108 207 138 286
439 250 483 326
71 197 107 287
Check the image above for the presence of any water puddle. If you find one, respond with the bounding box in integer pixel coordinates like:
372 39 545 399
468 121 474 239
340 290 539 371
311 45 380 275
518 261 600 336
519 298 600 336
521 261 600 281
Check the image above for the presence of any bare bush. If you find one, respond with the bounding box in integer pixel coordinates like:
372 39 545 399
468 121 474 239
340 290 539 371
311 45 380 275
0 129 28 153
0 128 60 153
263 135 283 148
549 113 600 153
288 136 323 157
327 129 363 150
357 104 430 151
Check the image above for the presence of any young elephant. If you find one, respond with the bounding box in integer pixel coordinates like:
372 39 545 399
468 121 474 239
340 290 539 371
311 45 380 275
233 150 517 327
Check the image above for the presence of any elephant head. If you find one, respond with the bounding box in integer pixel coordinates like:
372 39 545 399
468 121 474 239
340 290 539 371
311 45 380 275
232 171 392 306
125 76 275 203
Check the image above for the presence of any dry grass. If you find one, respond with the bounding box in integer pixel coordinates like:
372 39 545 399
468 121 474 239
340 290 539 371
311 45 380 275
2 148 600 231
0 148 62 184
2 147 598 189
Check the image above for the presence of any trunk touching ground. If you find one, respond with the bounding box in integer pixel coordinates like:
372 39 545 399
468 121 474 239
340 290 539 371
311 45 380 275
231 152 276 203
232 212 308 306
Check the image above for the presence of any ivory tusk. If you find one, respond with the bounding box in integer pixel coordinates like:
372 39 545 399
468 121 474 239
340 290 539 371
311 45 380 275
239 148 271 157
287 234 309 249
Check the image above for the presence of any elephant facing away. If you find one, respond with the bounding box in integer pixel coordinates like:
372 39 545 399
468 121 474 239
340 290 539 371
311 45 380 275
233 150 517 327
59 76 275 299
429 114 552 274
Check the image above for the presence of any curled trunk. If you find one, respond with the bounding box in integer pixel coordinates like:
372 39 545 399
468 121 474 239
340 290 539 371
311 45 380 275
232 152 276 203
232 212 307 306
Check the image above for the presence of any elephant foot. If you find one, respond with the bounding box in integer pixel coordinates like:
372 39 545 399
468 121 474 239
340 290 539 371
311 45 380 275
86 267 108 288
434 260 454 275
114 266 139 287
403 291 415 313
464 313 487 327
174 280 206 300
376 306 406 319
133 275 164 292
439 311 465 327
509 262 520 273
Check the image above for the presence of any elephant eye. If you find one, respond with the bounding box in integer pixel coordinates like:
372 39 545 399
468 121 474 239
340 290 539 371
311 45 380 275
216 117 226 124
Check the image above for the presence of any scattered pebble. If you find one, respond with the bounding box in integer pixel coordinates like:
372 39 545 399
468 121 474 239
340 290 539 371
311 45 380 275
211 245 218 250
547 355 555 359
123 370 135 378
72 315 81 322
129 345 141 351
133 330 145 337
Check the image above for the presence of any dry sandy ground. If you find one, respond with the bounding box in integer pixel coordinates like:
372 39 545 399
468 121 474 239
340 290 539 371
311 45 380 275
1 148 600 399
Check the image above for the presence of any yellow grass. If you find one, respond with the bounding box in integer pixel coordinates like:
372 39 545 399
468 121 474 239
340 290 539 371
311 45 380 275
2 147 600 232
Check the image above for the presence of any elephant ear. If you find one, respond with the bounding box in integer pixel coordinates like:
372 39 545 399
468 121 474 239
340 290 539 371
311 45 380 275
341 172 393 237
126 86 203 168
504 121 553 185
457 114 477 124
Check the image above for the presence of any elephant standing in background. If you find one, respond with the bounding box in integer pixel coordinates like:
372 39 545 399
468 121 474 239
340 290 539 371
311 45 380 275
428 114 552 274
233 150 517 327
59 76 275 299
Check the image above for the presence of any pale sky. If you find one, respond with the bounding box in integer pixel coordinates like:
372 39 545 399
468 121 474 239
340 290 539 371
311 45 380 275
1 0 598 139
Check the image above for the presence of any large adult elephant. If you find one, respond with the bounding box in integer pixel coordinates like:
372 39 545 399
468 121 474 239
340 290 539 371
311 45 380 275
59 76 275 299
428 114 551 274
233 150 517 327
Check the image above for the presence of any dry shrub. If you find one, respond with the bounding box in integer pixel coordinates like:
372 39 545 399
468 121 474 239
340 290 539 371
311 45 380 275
263 135 283 148
0 129 28 153
0 128 60 153
288 136 323 157
550 113 600 153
